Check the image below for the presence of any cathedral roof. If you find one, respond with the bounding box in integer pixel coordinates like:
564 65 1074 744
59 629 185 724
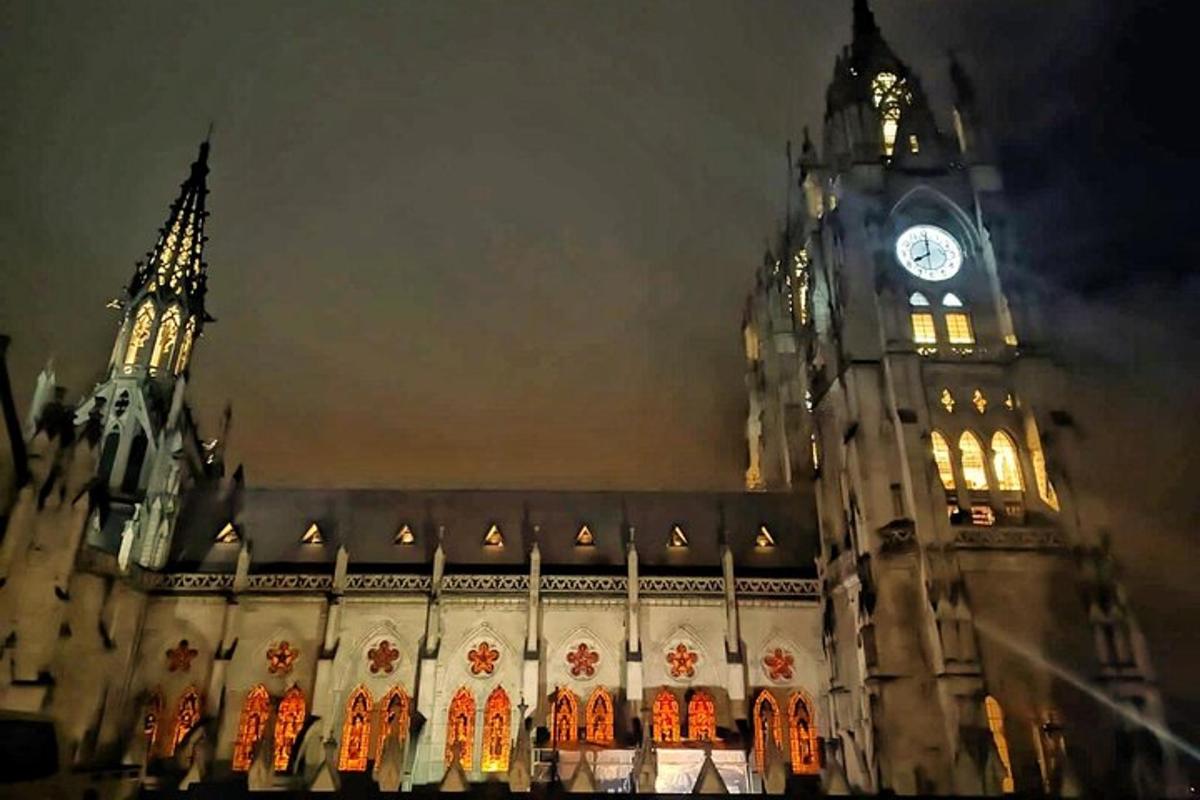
167 487 817 575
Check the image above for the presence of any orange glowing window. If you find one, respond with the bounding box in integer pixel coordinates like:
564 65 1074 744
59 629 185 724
551 687 579 745
232 685 271 771
482 686 511 772
991 431 1024 491
788 692 820 775
444 688 475 769
168 686 203 757
687 690 717 741
143 690 164 756
959 431 989 490
377 687 410 758
931 431 956 490
584 686 614 744
338 686 373 772
752 691 783 773
652 689 680 743
150 305 181 371
274 685 307 772
124 301 157 366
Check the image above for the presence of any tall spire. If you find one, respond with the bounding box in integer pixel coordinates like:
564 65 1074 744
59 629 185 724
852 0 880 43
128 140 212 323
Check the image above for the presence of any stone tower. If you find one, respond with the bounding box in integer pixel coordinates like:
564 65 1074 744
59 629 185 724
746 1 1176 795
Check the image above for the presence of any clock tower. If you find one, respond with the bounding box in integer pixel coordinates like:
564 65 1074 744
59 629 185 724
744 0 1176 795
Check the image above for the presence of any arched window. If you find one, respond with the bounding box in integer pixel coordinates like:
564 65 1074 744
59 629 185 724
338 686 373 772
377 687 410 758
788 692 820 775
985 696 1015 793
121 428 149 494
124 301 157 366
274 685 306 772
232 685 271 771
444 687 475 769
168 686 202 757
481 686 511 773
150 306 182 371
991 431 1024 491
686 690 717 741
870 72 904 157
142 690 164 756
930 431 956 491
941 292 964 307
752 691 783 773
174 317 196 375
909 291 930 306
551 687 578 745
958 432 989 490
652 689 680 743
1026 424 1060 511
584 686 614 744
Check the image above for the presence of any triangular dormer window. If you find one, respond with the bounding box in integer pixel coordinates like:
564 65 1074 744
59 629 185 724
755 525 776 548
575 524 595 547
301 523 324 545
483 524 504 547
215 521 239 544
669 525 688 548
395 524 415 545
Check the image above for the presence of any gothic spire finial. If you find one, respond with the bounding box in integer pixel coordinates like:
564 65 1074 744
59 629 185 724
853 0 880 41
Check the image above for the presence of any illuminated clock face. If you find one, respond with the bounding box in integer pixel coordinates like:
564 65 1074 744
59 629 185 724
895 225 963 281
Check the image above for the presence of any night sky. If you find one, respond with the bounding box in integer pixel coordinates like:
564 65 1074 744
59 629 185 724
3 0 1198 754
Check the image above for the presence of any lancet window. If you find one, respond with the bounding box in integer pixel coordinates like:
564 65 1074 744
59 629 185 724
652 689 681 743
124 301 157 366
991 431 1024 491
930 431 956 490
1026 422 1060 510
232 684 271 771
338 686 373 772
870 71 905 157
444 687 475 769
686 690 717 741
274 685 306 772
376 687 410 758
174 317 196 375
481 686 511 772
551 687 578 745
150 305 182 371
752 691 783 773
788 692 820 775
168 685 202 756
958 431 990 490
985 696 1015 793
584 686 614 744
142 690 164 756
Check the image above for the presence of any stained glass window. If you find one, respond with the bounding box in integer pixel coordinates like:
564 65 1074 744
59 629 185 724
931 431 956 490
551 688 578 745
985 696 1015 793
232 685 271 771
338 686 373 772
752 691 783 773
788 692 820 775
143 690 163 756
274 686 306 772
652 689 680 743
124 301 157 366
444 687 475 769
168 686 202 757
481 686 511 772
150 305 181 371
174 316 195 375
991 431 1024 491
377 687 410 757
959 432 989 490
911 312 937 344
1026 423 1060 510
686 690 717 741
584 687 614 744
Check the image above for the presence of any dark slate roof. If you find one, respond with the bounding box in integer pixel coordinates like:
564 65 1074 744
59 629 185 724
169 486 817 576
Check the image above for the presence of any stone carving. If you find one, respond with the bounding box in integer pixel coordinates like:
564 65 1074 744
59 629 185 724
368 640 400 675
666 643 699 679
166 639 199 672
566 643 599 678
763 648 794 682
467 641 500 676
266 641 299 675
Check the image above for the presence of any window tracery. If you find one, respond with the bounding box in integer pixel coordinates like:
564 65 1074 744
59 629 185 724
444 687 475 769
788 692 820 775
752 690 783 773
985 696 1015 793
584 686 614 744
150 305 182 371
481 686 511 772
652 689 681 743
232 685 271 771
124 301 157 366
991 431 1024 491
931 431 956 490
958 432 990 490
274 685 306 772
377 687 410 756
870 72 905 156
174 317 195 375
338 686 373 772
687 690 717 741
551 687 579 745
168 685 202 757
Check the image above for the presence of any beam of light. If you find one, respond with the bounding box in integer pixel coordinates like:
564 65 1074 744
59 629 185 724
973 617 1200 764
